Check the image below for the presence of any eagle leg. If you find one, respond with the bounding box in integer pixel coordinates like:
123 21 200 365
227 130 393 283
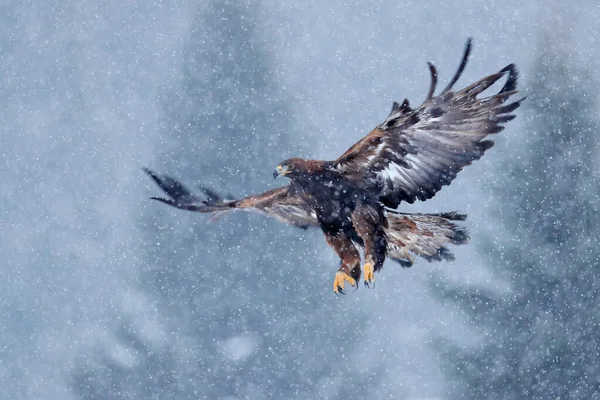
363 261 375 289
351 206 387 288
325 232 361 295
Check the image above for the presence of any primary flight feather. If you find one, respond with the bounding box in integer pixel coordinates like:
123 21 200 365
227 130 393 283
146 38 523 294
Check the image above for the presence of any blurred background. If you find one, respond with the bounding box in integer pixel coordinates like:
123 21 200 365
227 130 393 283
1 1 599 399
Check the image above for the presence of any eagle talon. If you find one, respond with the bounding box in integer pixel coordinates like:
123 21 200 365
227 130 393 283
333 271 356 295
363 262 375 288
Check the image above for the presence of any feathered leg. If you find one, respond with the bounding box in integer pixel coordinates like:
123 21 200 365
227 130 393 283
352 205 387 288
324 232 361 295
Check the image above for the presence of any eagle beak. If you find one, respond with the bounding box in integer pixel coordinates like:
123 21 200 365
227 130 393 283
274 164 291 179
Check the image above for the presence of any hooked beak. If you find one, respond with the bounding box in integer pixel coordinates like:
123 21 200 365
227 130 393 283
273 165 283 179
273 165 289 179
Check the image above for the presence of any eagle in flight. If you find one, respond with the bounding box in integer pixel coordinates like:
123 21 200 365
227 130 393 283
145 39 523 294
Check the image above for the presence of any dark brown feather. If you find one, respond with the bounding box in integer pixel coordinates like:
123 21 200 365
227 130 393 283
425 62 438 101
440 37 472 95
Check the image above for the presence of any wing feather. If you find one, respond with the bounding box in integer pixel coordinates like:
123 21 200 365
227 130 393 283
144 168 319 229
334 39 524 208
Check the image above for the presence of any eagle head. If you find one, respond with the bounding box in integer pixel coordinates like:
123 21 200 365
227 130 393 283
274 158 328 179
273 158 301 179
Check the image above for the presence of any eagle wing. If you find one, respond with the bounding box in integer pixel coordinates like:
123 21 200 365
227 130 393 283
334 39 524 208
144 168 319 229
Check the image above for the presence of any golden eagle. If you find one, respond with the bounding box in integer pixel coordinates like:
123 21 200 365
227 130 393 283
145 39 523 294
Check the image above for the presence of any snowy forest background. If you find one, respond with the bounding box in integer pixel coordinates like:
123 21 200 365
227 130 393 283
2 1 600 399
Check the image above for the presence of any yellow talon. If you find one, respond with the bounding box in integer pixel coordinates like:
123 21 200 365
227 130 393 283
333 271 356 295
363 262 375 288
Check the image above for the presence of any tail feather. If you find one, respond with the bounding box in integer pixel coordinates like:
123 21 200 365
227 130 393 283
384 211 469 268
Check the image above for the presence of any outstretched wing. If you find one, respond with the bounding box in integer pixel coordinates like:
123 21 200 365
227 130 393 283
334 38 524 208
144 168 319 229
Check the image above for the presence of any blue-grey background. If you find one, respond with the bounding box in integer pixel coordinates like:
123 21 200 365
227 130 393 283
2 1 599 399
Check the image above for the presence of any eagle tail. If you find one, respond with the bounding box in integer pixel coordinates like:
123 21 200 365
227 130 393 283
384 211 469 268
